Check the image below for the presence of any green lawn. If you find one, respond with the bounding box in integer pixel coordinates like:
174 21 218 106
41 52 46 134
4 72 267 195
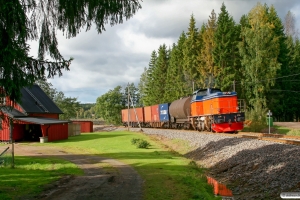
33 130 219 200
0 130 220 200
273 125 300 136
0 156 82 200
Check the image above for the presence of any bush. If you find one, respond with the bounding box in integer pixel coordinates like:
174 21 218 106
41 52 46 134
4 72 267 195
243 102 268 133
131 138 150 149
131 138 141 145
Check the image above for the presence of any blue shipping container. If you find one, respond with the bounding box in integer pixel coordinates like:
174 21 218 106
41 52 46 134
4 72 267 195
159 103 170 122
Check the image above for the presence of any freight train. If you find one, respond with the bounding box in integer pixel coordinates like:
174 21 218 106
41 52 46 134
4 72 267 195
121 88 245 133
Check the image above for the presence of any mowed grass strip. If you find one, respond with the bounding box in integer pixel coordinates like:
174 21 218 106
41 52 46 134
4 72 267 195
35 131 220 200
0 156 83 200
274 125 300 136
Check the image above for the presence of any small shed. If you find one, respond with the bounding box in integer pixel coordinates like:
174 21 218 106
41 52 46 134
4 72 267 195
71 121 93 133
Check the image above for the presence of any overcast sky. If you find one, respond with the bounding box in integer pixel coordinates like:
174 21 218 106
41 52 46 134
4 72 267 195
31 0 300 103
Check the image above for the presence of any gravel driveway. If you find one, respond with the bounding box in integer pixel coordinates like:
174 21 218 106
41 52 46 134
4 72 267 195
14 144 143 200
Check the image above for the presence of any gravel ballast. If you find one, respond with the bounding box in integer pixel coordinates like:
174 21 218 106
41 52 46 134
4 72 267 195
118 127 300 200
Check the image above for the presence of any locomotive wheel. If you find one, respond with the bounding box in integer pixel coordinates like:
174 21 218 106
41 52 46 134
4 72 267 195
184 123 190 130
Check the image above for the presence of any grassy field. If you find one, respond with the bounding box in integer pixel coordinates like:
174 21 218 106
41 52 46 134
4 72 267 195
242 123 300 136
273 126 300 136
0 155 83 200
31 130 220 200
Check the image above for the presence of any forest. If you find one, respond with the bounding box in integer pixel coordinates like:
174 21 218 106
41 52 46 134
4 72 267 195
94 3 300 124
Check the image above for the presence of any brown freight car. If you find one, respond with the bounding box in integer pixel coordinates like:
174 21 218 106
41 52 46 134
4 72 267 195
121 107 144 127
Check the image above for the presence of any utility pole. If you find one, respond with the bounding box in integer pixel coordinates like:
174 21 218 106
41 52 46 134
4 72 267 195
9 118 14 168
129 93 143 132
192 81 195 92
127 83 130 131
233 80 236 92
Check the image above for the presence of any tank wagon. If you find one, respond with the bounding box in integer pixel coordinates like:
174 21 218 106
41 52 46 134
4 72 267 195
121 88 245 133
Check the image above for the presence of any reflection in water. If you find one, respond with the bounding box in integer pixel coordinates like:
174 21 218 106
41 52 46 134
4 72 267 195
207 176 234 199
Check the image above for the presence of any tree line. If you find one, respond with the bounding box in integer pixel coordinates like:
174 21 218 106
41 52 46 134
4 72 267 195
96 2 300 124
138 3 300 122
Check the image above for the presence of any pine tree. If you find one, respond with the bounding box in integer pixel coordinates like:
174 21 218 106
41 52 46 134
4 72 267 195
164 32 191 102
183 15 200 90
164 43 177 102
234 14 251 100
138 67 148 106
144 50 158 106
266 6 291 121
196 24 206 88
200 10 217 88
151 44 169 104
213 3 239 92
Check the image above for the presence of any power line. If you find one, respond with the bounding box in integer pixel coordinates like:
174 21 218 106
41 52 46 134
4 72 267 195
270 89 300 93
235 72 300 86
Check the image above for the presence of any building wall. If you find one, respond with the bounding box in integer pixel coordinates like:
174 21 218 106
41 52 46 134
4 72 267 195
71 121 93 133
1 114 69 142
0 117 25 142
28 113 59 119
0 116 10 142
43 124 68 142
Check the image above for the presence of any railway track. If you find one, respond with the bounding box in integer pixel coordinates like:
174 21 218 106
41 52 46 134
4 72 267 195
128 127 300 146
238 132 300 145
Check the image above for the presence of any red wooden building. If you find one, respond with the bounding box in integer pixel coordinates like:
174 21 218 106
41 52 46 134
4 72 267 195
71 121 93 133
0 84 69 142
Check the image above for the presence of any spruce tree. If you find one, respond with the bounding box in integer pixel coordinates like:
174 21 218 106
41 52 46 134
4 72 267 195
138 67 148 106
164 32 190 102
144 50 158 106
183 15 200 90
266 6 291 121
151 44 169 104
200 10 217 88
213 3 239 92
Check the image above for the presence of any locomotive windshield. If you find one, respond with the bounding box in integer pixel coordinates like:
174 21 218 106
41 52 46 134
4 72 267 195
197 90 207 96
211 89 221 93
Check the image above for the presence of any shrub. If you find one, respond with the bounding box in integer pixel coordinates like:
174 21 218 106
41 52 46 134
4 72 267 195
131 138 142 145
131 138 150 149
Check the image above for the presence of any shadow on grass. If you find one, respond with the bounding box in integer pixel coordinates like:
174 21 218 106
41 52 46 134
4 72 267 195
0 156 81 200
52 133 127 143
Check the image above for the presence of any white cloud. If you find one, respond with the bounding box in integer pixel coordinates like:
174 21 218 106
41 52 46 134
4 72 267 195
31 0 300 103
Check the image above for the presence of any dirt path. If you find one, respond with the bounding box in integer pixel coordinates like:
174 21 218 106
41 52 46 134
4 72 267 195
14 144 143 200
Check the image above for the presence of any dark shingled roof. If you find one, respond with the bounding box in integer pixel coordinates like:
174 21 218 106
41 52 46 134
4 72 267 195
20 85 63 114
1 108 26 118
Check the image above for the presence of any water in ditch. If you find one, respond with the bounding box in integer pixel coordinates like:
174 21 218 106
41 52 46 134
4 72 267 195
207 176 234 200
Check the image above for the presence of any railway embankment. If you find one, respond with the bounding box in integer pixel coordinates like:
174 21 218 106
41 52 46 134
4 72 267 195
119 127 300 200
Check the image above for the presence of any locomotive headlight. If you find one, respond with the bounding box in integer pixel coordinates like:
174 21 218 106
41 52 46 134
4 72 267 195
236 106 239 111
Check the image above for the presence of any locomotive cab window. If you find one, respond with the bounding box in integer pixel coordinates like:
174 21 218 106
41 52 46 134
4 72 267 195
211 89 221 94
197 90 207 96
